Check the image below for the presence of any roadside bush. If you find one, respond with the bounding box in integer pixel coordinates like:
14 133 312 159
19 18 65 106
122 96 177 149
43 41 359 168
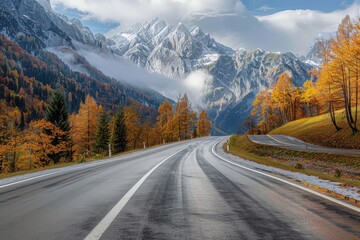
294 163 304 170
334 169 341 178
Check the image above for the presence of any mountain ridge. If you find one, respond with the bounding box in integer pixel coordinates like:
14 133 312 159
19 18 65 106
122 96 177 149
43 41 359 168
0 0 315 133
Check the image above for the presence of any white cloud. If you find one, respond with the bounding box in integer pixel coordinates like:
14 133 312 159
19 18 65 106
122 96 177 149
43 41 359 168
193 3 360 55
60 47 211 106
51 0 245 24
183 70 213 108
51 0 360 55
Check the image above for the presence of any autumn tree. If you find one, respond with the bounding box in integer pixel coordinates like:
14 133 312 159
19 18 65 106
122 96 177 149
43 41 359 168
70 95 102 157
94 111 110 155
124 104 143 149
317 60 343 131
241 116 258 134
22 120 67 168
0 103 22 173
197 110 211 137
301 79 320 117
271 73 301 123
251 89 279 133
317 16 360 133
157 99 173 143
45 91 72 163
174 94 197 140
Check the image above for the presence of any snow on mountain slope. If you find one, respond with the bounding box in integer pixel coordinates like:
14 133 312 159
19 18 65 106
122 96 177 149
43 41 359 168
0 0 314 134
105 19 313 133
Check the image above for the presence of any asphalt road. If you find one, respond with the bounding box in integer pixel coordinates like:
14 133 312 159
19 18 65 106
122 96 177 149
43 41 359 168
248 134 360 155
0 137 359 240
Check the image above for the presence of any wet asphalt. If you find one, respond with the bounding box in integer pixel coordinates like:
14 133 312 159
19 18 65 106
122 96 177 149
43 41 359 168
0 137 359 240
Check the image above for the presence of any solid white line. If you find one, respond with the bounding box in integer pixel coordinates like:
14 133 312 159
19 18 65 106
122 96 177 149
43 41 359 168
0 171 60 189
211 140 360 213
84 148 186 240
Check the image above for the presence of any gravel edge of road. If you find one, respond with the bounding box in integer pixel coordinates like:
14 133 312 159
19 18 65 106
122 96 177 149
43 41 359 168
218 138 360 204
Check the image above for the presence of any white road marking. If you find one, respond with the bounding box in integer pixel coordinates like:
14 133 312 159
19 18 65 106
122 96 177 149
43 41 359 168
0 171 60 189
211 140 360 213
84 148 187 240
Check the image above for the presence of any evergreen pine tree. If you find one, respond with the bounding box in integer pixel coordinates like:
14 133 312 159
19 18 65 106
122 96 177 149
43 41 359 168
45 91 72 163
94 111 110 155
113 108 127 154
19 111 25 130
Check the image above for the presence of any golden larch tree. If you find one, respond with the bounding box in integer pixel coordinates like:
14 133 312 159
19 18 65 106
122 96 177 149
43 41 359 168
197 110 211 137
156 99 173 143
70 95 102 157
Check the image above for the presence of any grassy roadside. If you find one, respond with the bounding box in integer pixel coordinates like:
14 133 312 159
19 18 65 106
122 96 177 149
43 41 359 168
0 141 175 180
227 135 360 187
270 109 360 149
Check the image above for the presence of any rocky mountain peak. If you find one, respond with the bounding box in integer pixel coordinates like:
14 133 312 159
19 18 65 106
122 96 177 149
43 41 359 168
35 0 51 12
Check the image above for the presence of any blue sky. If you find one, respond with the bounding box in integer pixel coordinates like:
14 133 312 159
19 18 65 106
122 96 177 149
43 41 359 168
51 0 359 54
243 0 356 15
53 0 357 34
53 7 118 34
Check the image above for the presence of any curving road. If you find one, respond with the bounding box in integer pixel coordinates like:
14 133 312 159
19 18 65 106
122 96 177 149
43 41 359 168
0 137 359 240
248 134 360 155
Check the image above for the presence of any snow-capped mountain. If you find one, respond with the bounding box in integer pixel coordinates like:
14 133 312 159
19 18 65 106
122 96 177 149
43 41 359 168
0 0 104 49
106 19 313 133
305 41 323 67
0 0 314 134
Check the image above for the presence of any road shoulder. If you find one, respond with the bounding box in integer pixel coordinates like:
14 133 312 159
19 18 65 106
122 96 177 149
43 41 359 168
221 136 360 207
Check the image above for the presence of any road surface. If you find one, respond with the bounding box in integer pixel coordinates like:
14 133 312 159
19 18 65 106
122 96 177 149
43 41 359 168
248 134 360 155
0 137 359 240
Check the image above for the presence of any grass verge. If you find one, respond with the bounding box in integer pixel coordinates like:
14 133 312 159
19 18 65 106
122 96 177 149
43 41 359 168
227 135 360 187
270 109 360 149
0 142 173 180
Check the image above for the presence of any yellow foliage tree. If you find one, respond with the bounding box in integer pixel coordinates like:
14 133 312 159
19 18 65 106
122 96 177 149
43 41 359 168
124 104 142 150
251 89 280 133
0 102 22 173
156 99 173 143
174 94 196 140
301 80 320 116
70 95 102 157
197 110 211 137
22 120 67 168
318 16 360 133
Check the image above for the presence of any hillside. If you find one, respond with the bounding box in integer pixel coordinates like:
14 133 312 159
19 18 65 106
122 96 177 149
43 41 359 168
270 110 360 149
0 34 164 123
0 0 315 134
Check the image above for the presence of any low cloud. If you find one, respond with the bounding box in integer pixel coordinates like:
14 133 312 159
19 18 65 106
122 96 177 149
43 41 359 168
57 47 212 107
51 0 245 25
183 70 213 108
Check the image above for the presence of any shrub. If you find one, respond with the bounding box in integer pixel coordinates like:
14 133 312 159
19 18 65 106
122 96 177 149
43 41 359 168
334 169 341 178
295 163 304 170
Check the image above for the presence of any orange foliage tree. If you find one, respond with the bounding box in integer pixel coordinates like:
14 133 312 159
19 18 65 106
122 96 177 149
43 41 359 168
22 120 68 168
197 110 211 137
70 96 102 157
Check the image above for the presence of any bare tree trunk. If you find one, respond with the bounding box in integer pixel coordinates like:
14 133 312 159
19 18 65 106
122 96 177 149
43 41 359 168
355 64 359 132
347 67 354 123
342 66 358 133
329 102 341 131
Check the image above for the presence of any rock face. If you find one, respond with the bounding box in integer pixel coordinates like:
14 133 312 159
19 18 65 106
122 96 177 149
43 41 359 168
0 0 314 134
0 0 105 48
107 19 312 133
305 41 323 67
